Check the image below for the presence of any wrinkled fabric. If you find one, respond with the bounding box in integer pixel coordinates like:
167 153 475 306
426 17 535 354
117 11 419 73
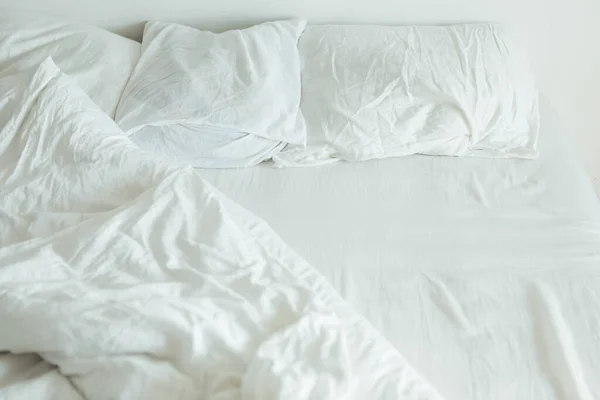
202 99 600 400
0 8 140 118
116 20 307 168
0 60 443 400
128 124 287 169
274 24 539 166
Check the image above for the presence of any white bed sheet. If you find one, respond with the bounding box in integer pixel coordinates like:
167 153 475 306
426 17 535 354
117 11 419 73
199 102 600 400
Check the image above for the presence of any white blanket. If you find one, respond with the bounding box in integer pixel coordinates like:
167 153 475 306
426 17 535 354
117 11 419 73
0 60 444 399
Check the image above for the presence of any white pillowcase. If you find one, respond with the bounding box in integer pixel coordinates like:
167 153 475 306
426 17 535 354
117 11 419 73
274 24 539 166
116 20 307 168
0 9 141 118
128 125 286 169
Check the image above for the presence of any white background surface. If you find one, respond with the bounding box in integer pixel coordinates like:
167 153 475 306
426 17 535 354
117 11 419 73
3 0 599 194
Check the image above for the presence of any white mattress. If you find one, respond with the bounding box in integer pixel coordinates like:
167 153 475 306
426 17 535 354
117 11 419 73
199 102 600 400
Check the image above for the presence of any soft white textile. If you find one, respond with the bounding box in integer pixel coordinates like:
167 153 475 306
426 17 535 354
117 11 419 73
274 23 539 165
0 73 26 125
116 20 307 168
201 101 600 399
128 124 287 169
0 60 443 399
0 8 140 118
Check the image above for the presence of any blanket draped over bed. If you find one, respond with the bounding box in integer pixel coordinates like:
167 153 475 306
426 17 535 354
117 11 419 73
0 60 443 399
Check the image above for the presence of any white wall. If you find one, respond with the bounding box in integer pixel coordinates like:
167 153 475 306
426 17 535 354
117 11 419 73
4 0 600 193
523 0 600 193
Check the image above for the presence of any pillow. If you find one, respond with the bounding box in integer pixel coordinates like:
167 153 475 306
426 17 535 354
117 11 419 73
0 8 141 118
115 19 307 168
128 125 286 169
273 23 539 166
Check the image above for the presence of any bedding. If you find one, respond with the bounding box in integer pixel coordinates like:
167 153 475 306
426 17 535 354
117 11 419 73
274 23 539 166
116 20 307 168
0 73 25 124
201 101 600 399
0 8 141 118
0 59 443 399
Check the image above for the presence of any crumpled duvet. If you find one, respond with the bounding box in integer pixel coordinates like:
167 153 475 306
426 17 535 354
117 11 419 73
0 59 443 399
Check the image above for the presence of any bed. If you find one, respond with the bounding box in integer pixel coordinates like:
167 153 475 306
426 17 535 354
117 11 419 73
200 100 600 399
1 6 600 400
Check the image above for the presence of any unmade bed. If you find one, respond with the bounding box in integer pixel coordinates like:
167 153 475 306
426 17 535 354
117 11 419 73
1 8 600 400
200 102 600 399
